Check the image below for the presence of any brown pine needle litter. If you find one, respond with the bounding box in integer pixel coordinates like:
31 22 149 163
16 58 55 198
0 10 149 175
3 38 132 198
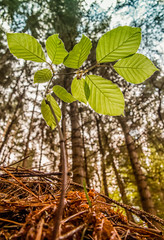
0 167 163 240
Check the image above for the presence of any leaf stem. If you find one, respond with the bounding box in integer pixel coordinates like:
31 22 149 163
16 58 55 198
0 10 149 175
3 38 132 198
47 61 55 74
83 63 112 75
45 99 68 240
55 72 76 75
84 63 99 74
44 63 55 98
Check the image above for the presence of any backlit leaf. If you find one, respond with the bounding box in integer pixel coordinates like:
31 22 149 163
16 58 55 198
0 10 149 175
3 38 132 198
114 53 159 84
7 33 46 62
46 34 68 64
85 75 124 116
41 94 61 130
34 69 52 83
96 26 141 63
53 85 76 103
71 77 88 104
64 35 92 69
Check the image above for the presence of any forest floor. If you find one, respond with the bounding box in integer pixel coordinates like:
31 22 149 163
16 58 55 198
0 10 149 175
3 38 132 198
0 167 164 240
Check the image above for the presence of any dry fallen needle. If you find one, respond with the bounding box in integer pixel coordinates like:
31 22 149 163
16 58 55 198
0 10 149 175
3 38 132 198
0 167 163 240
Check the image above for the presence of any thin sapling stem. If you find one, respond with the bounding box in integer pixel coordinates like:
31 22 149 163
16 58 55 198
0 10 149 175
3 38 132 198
45 99 68 240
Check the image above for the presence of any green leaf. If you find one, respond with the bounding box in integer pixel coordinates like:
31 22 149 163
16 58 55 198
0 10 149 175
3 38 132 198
53 85 76 103
71 77 88 104
41 94 61 130
85 75 124 116
113 53 159 84
96 26 141 63
46 34 68 64
64 35 92 69
7 33 46 62
34 69 52 83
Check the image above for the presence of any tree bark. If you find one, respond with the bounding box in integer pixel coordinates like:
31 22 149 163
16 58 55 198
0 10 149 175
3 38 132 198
0 98 22 155
39 120 44 171
109 155 135 222
117 116 157 216
23 85 39 167
95 115 109 196
80 109 90 188
70 101 85 184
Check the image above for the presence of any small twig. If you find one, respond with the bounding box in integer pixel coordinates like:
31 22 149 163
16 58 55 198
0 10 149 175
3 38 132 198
0 171 65 179
61 210 88 224
114 223 163 237
96 200 114 207
33 204 55 219
83 63 112 75
1 168 41 202
143 215 161 230
35 218 44 240
80 226 88 240
59 223 86 240
0 217 24 226
4 155 31 168
55 72 76 76
124 229 130 240
44 63 56 97
111 227 122 240
83 63 98 74
44 76 54 98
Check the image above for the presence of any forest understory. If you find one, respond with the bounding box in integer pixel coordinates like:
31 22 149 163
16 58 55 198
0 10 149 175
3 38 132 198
0 167 164 240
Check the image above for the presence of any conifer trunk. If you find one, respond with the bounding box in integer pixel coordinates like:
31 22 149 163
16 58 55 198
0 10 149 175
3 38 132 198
117 116 157 215
80 110 90 187
23 85 39 167
109 155 135 222
70 101 85 184
0 94 23 155
95 115 109 196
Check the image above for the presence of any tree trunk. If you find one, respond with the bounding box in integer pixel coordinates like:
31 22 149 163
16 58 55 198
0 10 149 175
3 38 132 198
109 154 135 222
39 121 44 171
117 116 157 216
23 85 39 167
95 115 109 196
80 109 90 187
0 99 22 155
101 123 135 221
70 101 85 184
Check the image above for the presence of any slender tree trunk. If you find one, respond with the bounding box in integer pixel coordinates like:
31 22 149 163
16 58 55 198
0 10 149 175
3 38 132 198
23 85 39 167
109 155 135 222
95 115 109 196
39 121 44 171
80 109 90 187
70 101 85 184
100 123 134 221
0 101 21 155
117 116 157 216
